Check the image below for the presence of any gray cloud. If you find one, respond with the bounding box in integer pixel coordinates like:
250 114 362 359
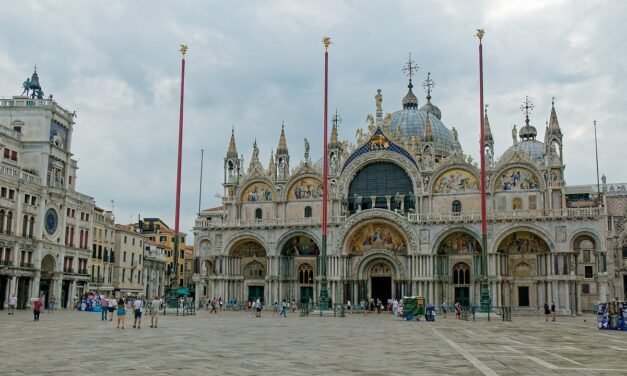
1 0 625 237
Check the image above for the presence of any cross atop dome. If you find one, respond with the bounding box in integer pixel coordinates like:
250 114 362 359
331 109 342 129
402 53 418 88
422 72 435 100
520 95 534 124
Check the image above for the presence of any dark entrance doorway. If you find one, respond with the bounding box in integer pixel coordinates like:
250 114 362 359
518 286 530 307
371 277 391 304
454 287 470 307
0 277 7 310
248 285 264 304
62 280 71 309
300 286 314 304
17 277 30 309
39 279 51 309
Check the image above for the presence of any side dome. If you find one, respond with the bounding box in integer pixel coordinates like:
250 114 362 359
503 139 545 163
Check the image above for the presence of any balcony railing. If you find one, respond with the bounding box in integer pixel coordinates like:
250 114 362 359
0 97 74 119
78 269 88 275
20 262 34 268
91 277 105 284
64 267 74 273
0 163 42 185
195 207 605 229
0 259 12 266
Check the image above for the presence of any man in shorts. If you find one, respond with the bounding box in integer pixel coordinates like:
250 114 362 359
150 296 161 328
8 294 17 315
133 299 143 329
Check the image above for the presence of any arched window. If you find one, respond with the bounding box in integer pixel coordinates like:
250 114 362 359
255 208 263 220
298 263 314 284
304 206 312 218
29 217 34 237
348 162 414 213
452 200 462 213
453 263 470 285
0 210 4 233
22 215 28 236
6 211 12 234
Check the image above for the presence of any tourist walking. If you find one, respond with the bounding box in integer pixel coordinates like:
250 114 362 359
8 294 17 315
455 302 461 319
544 302 550 321
219 297 223 311
272 301 279 316
101 296 109 321
551 301 556 321
48 295 56 313
441 301 447 318
109 296 117 321
150 296 161 328
280 299 287 318
209 298 218 314
33 298 42 321
291 299 297 313
255 298 262 317
133 298 143 329
116 298 126 329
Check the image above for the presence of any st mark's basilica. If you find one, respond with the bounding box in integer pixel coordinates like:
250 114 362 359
193 58 623 315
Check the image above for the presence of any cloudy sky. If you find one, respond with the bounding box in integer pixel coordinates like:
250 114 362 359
1 0 625 238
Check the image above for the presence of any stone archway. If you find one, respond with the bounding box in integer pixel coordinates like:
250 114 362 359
39 254 56 308
496 230 550 310
434 230 481 307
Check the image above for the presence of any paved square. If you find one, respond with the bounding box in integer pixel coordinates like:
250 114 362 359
1 309 626 375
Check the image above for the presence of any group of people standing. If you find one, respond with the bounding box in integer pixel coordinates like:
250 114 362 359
96 295 162 330
543 301 557 322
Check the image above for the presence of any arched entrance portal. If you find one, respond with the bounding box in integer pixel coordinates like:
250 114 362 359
496 231 550 310
436 231 481 307
216 239 267 304
280 234 319 303
368 261 394 305
40 254 56 308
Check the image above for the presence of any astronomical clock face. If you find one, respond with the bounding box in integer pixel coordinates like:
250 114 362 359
45 208 58 235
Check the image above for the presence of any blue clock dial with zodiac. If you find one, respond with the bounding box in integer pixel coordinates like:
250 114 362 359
45 208 58 235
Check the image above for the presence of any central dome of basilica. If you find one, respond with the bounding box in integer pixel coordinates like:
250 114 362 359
389 81 457 157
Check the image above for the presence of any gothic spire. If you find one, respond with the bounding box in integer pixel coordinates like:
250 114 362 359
227 127 238 158
268 149 275 179
483 105 493 143
330 109 342 147
277 122 288 155
548 97 561 134
423 108 434 142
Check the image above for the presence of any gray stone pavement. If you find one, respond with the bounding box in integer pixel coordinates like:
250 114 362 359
0 309 626 376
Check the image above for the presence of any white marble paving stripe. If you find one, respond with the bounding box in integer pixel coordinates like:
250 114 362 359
432 328 500 376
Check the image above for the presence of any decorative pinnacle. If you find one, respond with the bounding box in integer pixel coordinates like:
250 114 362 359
422 72 435 100
520 96 534 123
34 64 37 73
180 44 188 58
323 36 332 51
331 109 342 128
552 96 556 107
485 104 489 116
402 53 418 86
476 28 485 40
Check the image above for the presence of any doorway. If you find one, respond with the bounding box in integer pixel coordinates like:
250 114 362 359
371 277 392 304
300 286 314 304
0 277 7 310
39 279 51 309
248 285 264 304
518 286 530 307
454 287 470 307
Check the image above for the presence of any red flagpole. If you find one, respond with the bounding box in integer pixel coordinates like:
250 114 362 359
477 29 491 312
173 44 187 291
319 37 331 309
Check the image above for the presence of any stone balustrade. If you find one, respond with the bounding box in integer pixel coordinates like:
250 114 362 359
195 207 604 229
